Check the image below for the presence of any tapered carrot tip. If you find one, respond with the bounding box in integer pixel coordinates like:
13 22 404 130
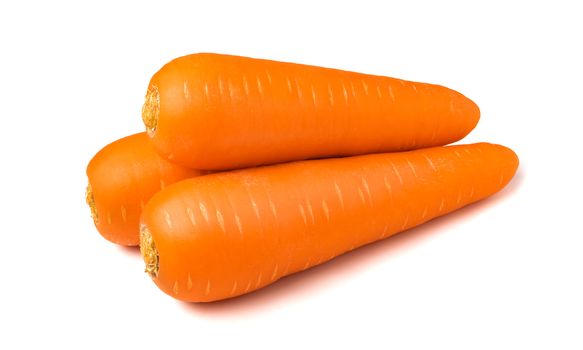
142 85 159 137
459 93 480 132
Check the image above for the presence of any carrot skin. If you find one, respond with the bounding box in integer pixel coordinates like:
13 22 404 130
140 143 518 302
144 53 480 170
86 133 204 246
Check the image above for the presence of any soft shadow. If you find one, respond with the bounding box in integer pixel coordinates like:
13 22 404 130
116 245 142 257
181 170 524 317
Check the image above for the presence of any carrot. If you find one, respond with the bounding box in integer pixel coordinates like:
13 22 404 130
86 133 204 246
142 53 480 170
139 143 518 302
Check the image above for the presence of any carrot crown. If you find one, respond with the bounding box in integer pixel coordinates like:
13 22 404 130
140 225 159 278
85 183 98 224
142 85 159 137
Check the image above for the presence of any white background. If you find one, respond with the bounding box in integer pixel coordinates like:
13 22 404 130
1 1 581 349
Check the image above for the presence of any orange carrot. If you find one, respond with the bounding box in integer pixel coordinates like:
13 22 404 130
86 133 204 246
140 143 518 302
142 53 480 170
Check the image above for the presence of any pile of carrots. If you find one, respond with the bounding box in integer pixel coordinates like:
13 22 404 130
86 53 518 302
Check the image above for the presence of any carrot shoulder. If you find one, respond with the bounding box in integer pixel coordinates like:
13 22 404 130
86 133 204 246
143 53 480 170
140 143 518 302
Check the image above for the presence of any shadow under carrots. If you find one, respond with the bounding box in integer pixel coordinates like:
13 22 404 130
179 171 524 317
117 245 142 257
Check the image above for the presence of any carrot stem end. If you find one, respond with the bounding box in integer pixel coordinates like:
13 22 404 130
85 182 99 224
140 225 159 278
142 85 159 137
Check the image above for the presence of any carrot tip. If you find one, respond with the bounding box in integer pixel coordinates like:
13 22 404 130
85 182 98 224
140 225 159 278
142 85 159 137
